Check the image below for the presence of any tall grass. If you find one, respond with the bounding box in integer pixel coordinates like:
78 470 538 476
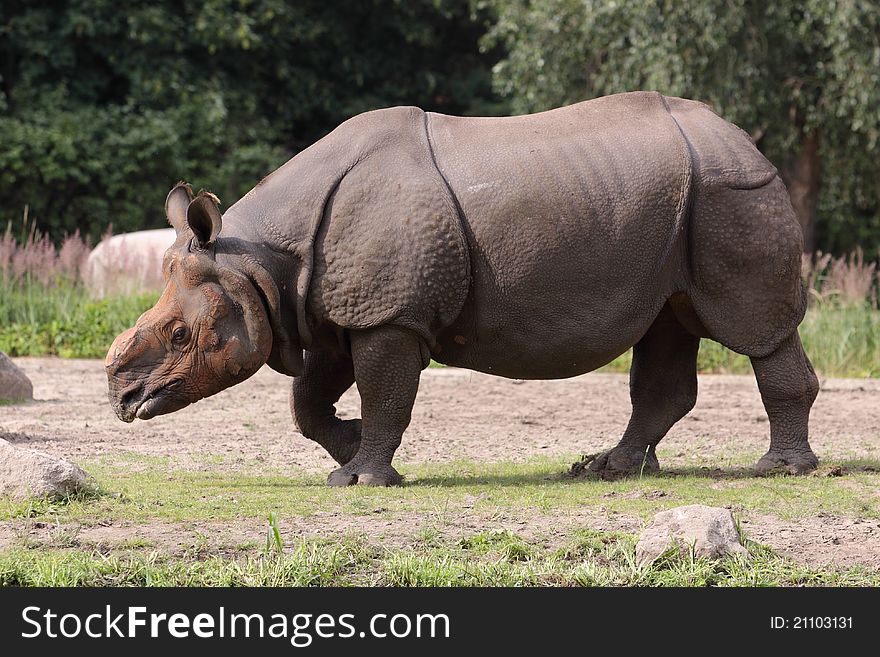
0 222 878 374
0 223 159 358
0 223 92 325
683 306 880 378
604 250 880 378
803 248 878 307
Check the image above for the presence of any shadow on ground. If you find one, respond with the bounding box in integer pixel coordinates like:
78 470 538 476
410 459 880 488
0 431 53 444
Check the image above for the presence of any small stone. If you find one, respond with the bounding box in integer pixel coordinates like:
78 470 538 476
0 352 33 402
636 504 747 566
0 438 89 500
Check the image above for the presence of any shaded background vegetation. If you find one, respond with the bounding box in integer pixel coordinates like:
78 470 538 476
483 0 880 254
0 0 504 238
2 0 879 255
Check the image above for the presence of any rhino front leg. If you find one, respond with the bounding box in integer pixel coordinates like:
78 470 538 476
291 351 361 466
326 326 425 487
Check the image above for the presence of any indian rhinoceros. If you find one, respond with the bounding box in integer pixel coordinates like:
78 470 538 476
105 91 819 486
86 228 175 298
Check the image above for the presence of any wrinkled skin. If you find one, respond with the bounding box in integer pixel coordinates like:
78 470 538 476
106 185 272 423
108 92 821 487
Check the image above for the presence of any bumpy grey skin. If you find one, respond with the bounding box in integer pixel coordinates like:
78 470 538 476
178 92 822 485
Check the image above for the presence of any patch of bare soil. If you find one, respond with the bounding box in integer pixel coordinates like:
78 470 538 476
4 358 880 470
4 511 879 570
2 357 880 568
0 507 644 556
741 514 880 569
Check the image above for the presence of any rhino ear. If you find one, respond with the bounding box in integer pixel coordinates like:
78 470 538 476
187 191 223 247
165 182 194 234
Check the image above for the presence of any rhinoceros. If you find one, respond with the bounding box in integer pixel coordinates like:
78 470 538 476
86 228 176 298
105 91 819 486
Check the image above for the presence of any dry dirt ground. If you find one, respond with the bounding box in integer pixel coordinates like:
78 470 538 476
3 357 880 568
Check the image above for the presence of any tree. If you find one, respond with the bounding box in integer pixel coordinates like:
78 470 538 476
482 0 880 254
0 0 504 239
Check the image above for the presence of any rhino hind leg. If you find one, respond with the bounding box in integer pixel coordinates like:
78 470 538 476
750 332 819 475
686 177 818 474
291 351 361 466
687 176 806 358
588 303 700 480
326 325 425 487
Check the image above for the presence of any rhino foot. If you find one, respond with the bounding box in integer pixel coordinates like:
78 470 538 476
327 462 403 487
754 449 818 476
585 445 660 481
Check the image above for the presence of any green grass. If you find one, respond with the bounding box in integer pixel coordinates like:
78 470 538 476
3 456 879 586
378 531 880 587
0 282 157 358
599 304 880 378
2 529 878 587
3 456 878 525
0 540 366 587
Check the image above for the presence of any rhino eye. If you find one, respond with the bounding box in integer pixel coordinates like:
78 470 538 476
172 326 188 343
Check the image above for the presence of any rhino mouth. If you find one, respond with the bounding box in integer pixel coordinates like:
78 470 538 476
134 387 167 420
115 379 184 422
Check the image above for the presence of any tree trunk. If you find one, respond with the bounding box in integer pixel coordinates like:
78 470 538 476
780 130 821 253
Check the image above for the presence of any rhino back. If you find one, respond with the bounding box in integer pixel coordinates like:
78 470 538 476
426 91 692 377
665 96 777 189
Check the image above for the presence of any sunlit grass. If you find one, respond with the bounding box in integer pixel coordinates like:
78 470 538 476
2 529 878 587
3 455 879 587
2 455 877 525
598 304 880 378
0 283 157 358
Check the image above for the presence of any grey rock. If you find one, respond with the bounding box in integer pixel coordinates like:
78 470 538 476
0 438 88 500
0 352 33 402
636 504 748 565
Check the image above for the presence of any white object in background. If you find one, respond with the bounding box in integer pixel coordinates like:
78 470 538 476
85 228 176 298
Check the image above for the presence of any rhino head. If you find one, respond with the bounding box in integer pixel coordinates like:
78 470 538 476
106 183 274 422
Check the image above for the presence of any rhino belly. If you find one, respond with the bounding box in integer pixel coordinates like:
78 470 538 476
433 242 668 379
427 93 690 379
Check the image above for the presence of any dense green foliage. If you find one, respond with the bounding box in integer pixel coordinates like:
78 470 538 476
0 0 503 239
483 0 880 253
2 1 878 253
0 285 156 358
